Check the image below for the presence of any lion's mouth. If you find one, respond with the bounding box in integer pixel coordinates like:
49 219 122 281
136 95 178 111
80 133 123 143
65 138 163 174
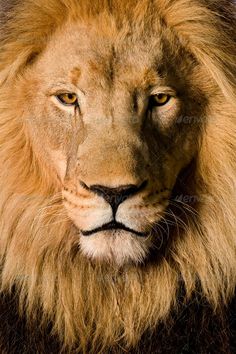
81 220 149 238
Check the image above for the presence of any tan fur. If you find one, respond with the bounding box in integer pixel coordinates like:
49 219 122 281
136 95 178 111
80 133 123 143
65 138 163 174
0 1 236 353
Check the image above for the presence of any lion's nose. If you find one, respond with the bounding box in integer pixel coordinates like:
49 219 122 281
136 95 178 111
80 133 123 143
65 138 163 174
80 180 148 215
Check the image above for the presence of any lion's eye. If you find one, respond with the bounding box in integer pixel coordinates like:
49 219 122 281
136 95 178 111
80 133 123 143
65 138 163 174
56 93 78 106
152 93 171 107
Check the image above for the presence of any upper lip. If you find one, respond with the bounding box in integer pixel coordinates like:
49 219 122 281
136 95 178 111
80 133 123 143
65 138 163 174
81 220 148 238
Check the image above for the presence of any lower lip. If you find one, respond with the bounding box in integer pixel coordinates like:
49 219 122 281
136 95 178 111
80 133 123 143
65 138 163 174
81 222 148 238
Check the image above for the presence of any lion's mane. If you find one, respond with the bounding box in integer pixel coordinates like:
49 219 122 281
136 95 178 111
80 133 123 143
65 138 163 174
0 0 235 352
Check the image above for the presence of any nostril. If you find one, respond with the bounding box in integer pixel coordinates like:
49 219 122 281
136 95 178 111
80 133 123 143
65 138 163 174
80 180 148 215
89 181 147 199
80 181 90 191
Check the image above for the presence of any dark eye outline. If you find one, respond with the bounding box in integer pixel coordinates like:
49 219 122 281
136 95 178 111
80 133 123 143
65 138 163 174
56 93 79 106
149 93 172 108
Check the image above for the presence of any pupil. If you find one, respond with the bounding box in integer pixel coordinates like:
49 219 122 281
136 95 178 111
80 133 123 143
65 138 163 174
68 94 73 100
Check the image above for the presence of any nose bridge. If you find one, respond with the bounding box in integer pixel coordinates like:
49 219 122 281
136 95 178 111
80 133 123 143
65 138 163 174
91 84 142 130
112 87 142 130
77 123 146 187
75 82 148 187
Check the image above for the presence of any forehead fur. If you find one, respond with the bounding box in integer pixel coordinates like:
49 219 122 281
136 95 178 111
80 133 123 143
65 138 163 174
35 21 163 91
0 0 235 103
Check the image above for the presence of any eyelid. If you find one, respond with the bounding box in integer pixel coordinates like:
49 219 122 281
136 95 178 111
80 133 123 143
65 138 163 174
46 85 86 98
50 90 77 98
150 87 177 97
56 92 77 96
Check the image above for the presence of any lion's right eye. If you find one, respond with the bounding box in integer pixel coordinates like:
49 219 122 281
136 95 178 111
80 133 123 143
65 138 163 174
56 93 78 106
151 94 171 107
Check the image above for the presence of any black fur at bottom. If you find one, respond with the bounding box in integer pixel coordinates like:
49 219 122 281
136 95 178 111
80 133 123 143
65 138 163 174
0 291 235 354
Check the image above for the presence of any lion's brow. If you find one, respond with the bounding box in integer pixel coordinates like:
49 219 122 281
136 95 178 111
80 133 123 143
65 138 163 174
70 67 81 86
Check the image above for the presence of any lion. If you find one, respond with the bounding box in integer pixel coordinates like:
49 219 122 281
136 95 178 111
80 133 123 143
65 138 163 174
0 0 235 353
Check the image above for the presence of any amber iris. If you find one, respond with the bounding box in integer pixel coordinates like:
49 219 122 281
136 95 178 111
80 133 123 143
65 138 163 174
153 93 171 106
57 93 78 106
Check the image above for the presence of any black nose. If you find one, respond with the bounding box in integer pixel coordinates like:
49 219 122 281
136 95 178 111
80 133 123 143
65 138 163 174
81 181 147 215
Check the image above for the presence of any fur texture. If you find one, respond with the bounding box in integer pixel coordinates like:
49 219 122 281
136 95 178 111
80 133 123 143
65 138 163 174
0 1 236 353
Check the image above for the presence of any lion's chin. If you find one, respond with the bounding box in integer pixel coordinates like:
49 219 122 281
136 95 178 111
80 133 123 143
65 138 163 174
79 230 152 266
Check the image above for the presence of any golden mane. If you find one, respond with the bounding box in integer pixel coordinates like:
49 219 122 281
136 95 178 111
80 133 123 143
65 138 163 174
0 0 236 352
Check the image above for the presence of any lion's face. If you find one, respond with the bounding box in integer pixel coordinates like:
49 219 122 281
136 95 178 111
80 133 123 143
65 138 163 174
20 19 207 265
1 2 236 351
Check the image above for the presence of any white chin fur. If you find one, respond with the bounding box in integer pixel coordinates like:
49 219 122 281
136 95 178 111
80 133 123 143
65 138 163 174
79 230 151 266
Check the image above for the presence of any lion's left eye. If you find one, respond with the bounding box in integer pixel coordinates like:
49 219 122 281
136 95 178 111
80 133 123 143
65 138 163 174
56 93 78 106
151 93 171 107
